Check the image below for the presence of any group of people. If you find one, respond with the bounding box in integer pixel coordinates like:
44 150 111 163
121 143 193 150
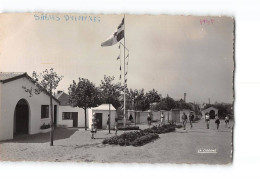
205 113 231 130
146 112 167 128
181 112 195 130
181 112 231 131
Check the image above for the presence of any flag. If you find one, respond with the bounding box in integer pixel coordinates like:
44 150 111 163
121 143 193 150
101 18 124 47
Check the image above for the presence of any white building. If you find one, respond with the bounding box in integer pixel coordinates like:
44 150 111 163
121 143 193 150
87 104 116 129
55 91 85 128
201 106 219 119
171 109 192 123
0 72 60 141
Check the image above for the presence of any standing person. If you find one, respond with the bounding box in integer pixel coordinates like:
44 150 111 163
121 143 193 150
160 112 165 125
129 114 133 123
114 119 118 135
182 112 188 130
147 113 152 128
225 115 230 128
189 112 194 129
91 112 97 139
106 114 110 130
215 114 220 130
205 113 210 129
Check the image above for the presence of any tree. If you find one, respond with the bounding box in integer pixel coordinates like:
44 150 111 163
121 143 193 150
68 78 101 131
100 76 121 133
23 68 63 146
145 89 161 106
156 95 176 111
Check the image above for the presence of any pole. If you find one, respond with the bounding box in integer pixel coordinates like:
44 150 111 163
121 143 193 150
123 14 126 127
109 103 111 133
49 85 54 146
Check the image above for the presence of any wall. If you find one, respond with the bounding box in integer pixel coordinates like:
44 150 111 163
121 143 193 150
58 106 85 127
127 110 172 124
0 77 59 141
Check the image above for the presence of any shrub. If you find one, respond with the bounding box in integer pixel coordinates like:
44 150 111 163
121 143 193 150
102 124 175 147
132 133 159 147
118 139 125 146
40 123 50 129
118 126 140 130
174 124 183 129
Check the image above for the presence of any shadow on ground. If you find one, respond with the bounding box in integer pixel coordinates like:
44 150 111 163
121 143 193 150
2 128 78 143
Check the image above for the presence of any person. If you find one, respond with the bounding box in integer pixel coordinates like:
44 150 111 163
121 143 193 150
114 119 118 135
225 115 230 128
106 114 110 130
160 112 165 125
182 112 188 130
147 113 152 128
205 113 210 129
215 114 220 130
91 113 97 139
189 112 194 129
129 114 133 123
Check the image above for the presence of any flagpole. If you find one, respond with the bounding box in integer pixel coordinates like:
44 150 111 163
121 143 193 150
123 14 126 127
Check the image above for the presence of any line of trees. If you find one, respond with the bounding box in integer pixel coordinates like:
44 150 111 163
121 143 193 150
68 75 201 125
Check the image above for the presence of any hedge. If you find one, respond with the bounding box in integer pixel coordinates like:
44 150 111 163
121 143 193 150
40 123 51 129
118 126 140 130
102 124 175 147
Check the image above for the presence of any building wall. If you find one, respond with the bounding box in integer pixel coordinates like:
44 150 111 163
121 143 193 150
87 109 116 129
201 107 219 119
0 77 59 141
58 106 85 127
127 110 172 124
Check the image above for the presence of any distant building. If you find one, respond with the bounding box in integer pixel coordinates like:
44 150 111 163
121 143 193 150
55 91 85 128
171 109 192 123
201 106 219 119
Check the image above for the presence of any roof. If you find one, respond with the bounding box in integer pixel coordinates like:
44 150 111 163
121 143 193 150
0 72 60 104
92 104 116 111
0 72 27 82
202 106 218 111
56 92 71 106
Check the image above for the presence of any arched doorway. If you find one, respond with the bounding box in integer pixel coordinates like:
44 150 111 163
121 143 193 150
14 99 30 135
209 110 215 119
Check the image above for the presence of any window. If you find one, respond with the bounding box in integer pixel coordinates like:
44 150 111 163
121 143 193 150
41 105 49 118
62 112 72 120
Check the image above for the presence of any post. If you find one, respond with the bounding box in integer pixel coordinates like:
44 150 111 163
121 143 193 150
123 14 126 127
84 108 87 131
49 86 54 146
109 103 111 133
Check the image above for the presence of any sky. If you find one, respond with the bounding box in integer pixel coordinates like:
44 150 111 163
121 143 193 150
0 13 234 104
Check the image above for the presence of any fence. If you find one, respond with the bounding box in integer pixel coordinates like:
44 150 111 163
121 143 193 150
127 110 174 125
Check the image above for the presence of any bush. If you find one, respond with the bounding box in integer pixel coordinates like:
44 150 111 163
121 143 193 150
118 126 140 130
132 133 159 147
40 123 50 129
118 139 125 146
174 124 183 129
102 124 175 147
